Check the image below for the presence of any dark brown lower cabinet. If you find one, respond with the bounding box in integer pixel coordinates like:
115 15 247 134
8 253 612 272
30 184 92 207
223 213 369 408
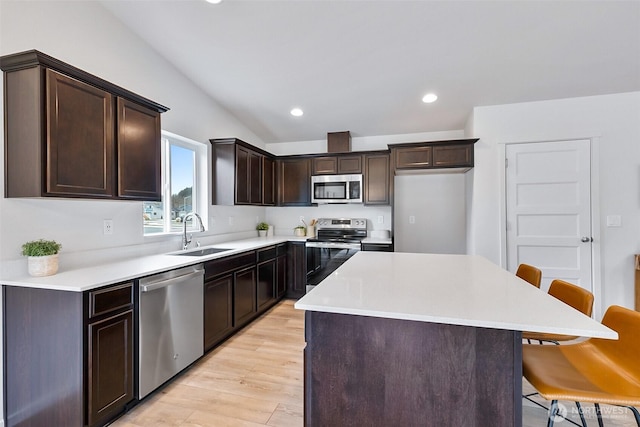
88 310 134 426
203 274 233 351
3 282 134 427
234 267 257 327
361 242 394 252
257 258 276 310
287 242 307 298
276 253 287 298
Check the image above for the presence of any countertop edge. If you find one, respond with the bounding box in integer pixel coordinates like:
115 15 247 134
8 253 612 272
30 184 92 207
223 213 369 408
1 236 301 292
293 302 618 339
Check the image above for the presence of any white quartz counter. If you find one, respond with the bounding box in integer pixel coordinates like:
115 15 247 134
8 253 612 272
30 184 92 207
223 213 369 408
294 252 617 339
1 236 304 292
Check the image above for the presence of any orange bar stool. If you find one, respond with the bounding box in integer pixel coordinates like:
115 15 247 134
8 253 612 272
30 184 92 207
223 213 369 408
523 279 594 344
523 305 640 427
516 263 542 288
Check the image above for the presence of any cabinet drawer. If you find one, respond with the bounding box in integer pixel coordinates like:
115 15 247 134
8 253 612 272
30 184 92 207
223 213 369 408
395 146 432 169
89 282 134 319
205 251 256 280
257 245 277 263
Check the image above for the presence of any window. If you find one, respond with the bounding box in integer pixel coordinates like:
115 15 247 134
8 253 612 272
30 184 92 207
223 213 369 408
144 131 207 235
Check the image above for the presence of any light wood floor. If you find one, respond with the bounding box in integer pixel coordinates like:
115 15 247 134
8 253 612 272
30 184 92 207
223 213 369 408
113 299 638 427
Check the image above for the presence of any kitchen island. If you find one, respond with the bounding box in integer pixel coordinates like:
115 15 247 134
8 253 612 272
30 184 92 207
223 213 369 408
294 252 615 427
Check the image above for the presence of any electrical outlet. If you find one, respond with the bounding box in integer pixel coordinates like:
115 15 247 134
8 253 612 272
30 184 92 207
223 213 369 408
409 215 415 224
103 219 113 235
229 216 235 226
378 216 384 224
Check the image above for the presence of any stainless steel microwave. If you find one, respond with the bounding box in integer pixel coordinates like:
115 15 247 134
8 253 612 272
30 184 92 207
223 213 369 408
311 174 363 204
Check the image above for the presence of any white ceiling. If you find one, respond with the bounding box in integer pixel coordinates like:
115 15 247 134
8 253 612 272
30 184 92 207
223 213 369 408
101 0 640 144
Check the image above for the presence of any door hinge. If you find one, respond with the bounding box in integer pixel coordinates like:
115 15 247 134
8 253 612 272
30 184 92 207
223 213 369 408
505 158 508 168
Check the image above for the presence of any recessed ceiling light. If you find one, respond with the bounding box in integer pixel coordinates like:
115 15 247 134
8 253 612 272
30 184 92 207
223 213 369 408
290 108 304 117
205 0 222 4
422 93 438 103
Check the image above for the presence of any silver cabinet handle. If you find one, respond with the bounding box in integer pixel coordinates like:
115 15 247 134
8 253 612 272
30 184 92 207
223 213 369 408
581 237 593 243
141 269 203 293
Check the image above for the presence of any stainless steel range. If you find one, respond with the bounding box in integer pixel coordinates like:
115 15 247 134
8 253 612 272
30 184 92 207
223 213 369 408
305 218 367 292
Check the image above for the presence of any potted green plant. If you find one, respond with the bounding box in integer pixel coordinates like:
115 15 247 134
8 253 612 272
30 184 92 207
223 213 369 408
21 239 62 277
294 225 306 237
256 222 269 237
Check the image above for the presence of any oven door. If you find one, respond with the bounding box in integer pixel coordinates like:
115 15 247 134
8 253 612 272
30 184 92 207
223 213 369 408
305 242 360 292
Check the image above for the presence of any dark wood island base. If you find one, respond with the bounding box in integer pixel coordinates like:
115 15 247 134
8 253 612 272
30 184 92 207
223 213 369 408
303 311 523 427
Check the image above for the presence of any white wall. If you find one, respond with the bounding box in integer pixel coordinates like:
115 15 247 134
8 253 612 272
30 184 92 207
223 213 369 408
468 92 640 314
266 129 465 155
394 174 467 254
0 0 267 264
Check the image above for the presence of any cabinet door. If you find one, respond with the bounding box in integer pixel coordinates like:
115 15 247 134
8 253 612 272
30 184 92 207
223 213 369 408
433 144 473 168
257 259 276 311
278 158 311 206
204 275 233 351
235 145 251 204
364 154 390 205
117 98 161 200
277 255 287 298
287 242 307 298
249 151 263 204
312 157 338 175
262 156 276 205
338 155 363 174
394 146 432 169
234 267 257 327
87 310 134 427
46 69 114 198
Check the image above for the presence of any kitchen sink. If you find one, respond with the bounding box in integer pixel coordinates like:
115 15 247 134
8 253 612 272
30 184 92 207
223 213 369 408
171 247 232 256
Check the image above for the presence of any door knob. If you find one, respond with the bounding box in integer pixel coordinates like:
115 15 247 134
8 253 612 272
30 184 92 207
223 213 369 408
581 237 593 243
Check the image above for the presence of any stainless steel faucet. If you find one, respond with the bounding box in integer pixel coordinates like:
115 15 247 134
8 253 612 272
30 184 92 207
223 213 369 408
182 212 206 250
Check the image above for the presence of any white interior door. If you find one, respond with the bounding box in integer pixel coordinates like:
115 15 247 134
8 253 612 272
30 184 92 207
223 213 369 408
506 139 592 292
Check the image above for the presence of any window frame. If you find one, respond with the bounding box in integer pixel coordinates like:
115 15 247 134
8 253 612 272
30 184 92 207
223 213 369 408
143 130 208 236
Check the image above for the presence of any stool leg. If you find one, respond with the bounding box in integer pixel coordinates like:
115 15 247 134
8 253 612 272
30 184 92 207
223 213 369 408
595 403 604 427
628 406 640 427
547 400 559 427
575 402 587 427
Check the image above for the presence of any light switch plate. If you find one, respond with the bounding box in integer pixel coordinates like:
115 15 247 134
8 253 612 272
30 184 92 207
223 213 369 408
606 215 622 227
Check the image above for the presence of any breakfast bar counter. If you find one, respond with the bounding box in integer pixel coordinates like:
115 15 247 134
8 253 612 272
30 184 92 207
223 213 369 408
294 252 615 427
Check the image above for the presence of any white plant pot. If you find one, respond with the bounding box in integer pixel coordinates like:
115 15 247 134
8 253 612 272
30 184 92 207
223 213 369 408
258 230 267 237
28 254 59 277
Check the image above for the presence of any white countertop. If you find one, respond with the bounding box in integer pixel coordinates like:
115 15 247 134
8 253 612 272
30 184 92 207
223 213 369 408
1 237 301 292
294 252 617 339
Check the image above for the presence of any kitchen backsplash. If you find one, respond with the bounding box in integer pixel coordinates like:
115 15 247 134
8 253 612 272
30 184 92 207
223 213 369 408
265 205 392 237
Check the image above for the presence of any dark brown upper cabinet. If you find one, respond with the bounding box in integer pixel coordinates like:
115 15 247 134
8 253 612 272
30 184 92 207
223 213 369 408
364 153 390 205
117 98 162 200
391 139 478 172
277 157 311 206
262 156 276 205
312 155 363 175
210 138 275 206
311 156 338 175
0 50 168 200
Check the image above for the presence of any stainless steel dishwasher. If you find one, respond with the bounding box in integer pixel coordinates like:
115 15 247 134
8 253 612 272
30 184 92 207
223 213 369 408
138 264 204 399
